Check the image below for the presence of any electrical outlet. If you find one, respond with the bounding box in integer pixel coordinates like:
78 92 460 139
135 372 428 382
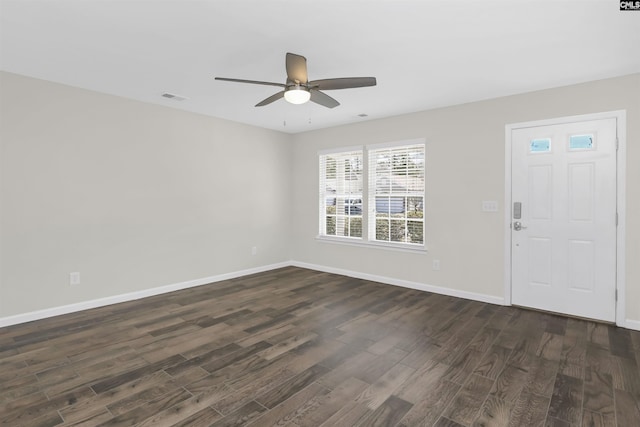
251 246 257 256
70 272 80 286
432 260 440 271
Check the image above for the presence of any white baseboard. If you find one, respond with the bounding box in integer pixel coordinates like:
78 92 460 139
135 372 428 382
0 262 290 328
624 318 640 332
290 260 506 306
4 260 634 330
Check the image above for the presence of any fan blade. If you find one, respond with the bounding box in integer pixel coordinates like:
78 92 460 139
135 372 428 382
215 77 285 88
310 90 339 108
255 91 284 107
286 53 308 84
309 77 377 90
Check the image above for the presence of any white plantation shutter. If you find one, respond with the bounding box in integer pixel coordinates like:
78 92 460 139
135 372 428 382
368 142 425 245
319 149 364 238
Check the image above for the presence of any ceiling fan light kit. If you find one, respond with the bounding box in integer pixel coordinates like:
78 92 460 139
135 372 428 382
215 52 376 108
284 85 311 104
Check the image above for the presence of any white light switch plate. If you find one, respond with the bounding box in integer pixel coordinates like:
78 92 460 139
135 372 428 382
482 201 498 212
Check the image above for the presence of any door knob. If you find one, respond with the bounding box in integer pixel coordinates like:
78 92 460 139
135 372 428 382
513 221 527 231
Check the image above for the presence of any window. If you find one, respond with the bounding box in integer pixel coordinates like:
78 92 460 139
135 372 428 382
369 143 425 245
530 138 551 153
569 134 594 150
318 140 426 249
319 149 363 239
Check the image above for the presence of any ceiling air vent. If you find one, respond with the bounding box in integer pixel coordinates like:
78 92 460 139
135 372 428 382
161 92 188 101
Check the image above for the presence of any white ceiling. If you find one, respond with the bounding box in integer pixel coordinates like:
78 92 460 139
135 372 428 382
1 0 639 133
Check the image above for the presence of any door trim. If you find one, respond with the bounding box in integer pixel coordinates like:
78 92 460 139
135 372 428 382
504 110 627 327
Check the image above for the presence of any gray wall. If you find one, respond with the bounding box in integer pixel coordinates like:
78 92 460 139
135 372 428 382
1 71 638 326
0 71 292 317
290 73 640 324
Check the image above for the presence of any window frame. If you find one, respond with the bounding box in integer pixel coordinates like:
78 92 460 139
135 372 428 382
317 139 427 252
368 140 426 248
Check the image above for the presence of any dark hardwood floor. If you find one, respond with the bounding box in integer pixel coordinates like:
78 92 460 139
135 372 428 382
1 266 639 426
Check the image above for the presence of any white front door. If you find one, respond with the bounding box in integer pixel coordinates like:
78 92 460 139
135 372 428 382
511 118 617 322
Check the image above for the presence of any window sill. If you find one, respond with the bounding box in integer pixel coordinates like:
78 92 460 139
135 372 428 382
315 235 428 254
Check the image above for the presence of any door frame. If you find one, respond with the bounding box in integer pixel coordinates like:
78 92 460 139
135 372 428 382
503 110 627 327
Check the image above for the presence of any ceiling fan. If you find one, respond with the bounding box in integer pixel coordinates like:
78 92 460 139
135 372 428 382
215 52 376 108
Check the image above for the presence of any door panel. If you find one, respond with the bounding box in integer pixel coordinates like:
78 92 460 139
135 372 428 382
511 118 616 322
529 165 552 219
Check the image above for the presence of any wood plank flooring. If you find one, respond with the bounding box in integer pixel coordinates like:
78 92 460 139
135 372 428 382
1 266 639 426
